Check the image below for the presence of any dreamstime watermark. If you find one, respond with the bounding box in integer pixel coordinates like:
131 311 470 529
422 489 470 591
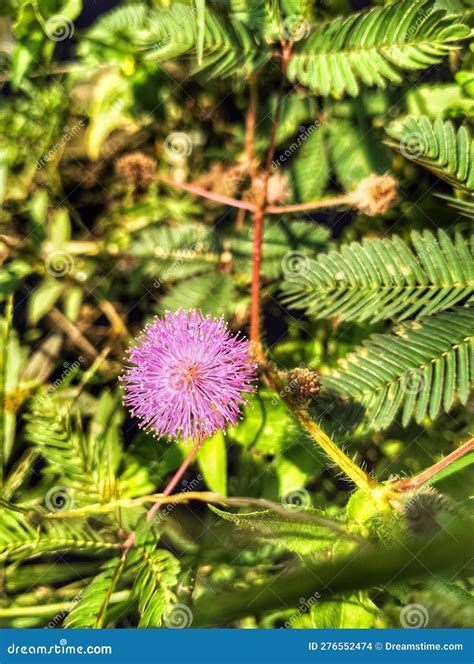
44 249 75 277
36 120 85 169
43 357 85 398
281 487 311 511
282 591 321 628
399 132 426 160
154 7 196 50
281 15 311 42
47 591 83 628
45 486 75 512
153 243 197 288
400 368 425 395
400 603 429 628
7 640 112 656
401 3 440 44
281 250 311 278
45 15 75 41
163 603 193 628
272 122 320 169
154 474 203 523
164 132 193 161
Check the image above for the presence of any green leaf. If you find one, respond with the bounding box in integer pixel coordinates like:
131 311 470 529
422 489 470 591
288 1 470 97
327 116 389 190
311 592 378 628
289 124 329 201
386 115 474 193
159 272 235 317
430 451 474 485
65 557 126 628
322 306 474 431
209 506 345 557
197 432 227 496
27 279 64 325
130 542 180 627
193 0 206 65
282 229 474 323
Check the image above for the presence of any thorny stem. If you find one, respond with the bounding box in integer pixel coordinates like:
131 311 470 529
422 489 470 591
392 437 474 493
236 77 259 230
250 42 292 346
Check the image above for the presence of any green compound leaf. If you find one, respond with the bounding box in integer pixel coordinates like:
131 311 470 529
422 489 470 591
288 1 469 97
282 230 474 323
322 306 474 431
386 115 474 193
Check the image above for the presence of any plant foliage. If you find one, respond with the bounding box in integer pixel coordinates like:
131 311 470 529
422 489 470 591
0 0 473 632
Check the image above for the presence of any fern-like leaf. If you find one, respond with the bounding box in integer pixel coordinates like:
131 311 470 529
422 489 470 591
322 306 474 431
85 2 265 78
288 2 470 97
25 398 101 503
130 546 181 627
386 115 474 193
0 506 115 562
65 557 126 628
282 230 474 323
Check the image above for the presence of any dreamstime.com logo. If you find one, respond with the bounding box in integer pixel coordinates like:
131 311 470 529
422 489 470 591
45 486 75 512
281 251 311 278
36 120 85 170
44 15 75 41
7 640 112 656
400 603 429 628
163 603 193 628
281 487 311 511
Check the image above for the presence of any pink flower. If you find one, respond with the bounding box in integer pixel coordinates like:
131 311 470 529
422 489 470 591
121 310 257 442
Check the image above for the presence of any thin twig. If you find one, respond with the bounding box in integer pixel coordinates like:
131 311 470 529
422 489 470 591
265 194 352 215
393 437 474 493
146 436 204 522
157 174 256 212
47 307 98 362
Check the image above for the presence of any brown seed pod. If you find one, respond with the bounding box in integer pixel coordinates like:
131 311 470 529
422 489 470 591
286 367 320 404
115 151 157 190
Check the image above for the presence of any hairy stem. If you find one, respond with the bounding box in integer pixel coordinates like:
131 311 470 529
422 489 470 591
393 437 474 493
260 360 380 499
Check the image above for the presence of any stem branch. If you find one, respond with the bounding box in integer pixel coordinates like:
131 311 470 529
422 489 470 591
146 436 203 522
265 194 352 215
393 437 474 493
157 174 256 212
260 361 379 498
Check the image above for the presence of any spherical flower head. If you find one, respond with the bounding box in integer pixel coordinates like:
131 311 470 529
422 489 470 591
120 310 257 442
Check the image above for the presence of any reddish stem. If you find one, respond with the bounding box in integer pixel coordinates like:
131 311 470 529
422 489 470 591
249 43 292 346
146 436 203 521
157 174 256 212
250 208 264 344
265 195 351 215
394 438 474 493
